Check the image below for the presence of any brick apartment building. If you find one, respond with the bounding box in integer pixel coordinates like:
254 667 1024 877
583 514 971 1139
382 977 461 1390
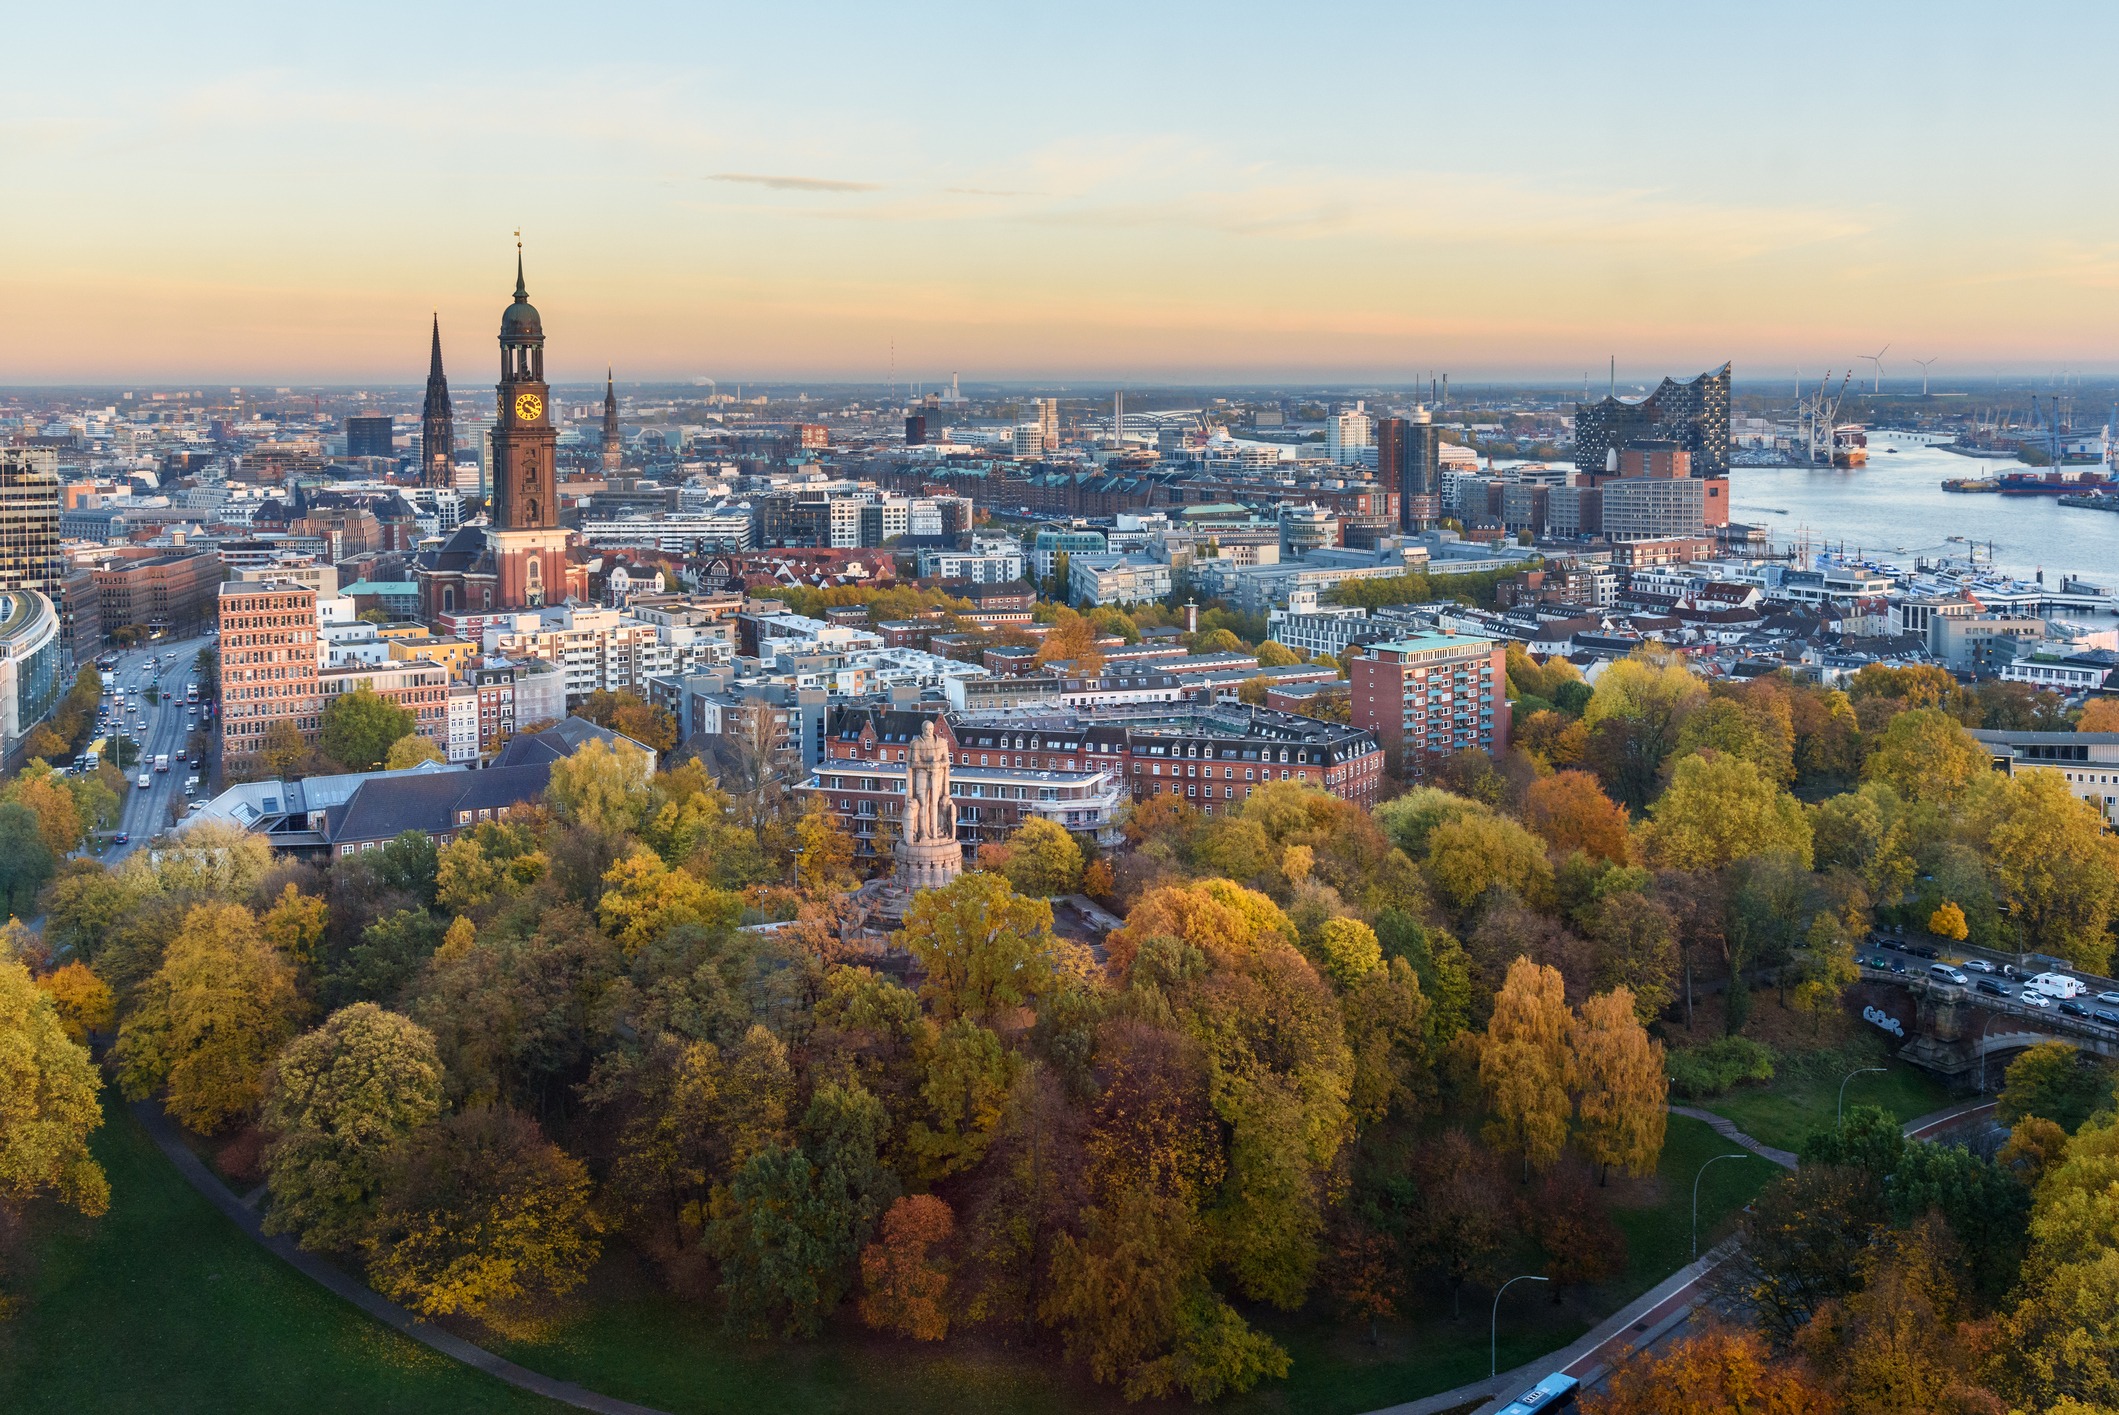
1349 630 1510 775
93 551 222 639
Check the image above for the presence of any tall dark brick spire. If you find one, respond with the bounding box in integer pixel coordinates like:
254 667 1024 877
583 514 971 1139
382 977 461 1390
419 315 454 489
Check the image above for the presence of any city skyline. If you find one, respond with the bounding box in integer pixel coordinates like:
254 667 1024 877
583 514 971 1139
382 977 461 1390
10 2 2119 382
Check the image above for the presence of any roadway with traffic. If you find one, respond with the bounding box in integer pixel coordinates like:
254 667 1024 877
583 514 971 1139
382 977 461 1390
94 631 215 865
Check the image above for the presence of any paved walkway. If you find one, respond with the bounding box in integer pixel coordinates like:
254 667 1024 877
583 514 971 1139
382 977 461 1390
1669 1106 1798 1168
133 1102 671 1415
1360 1095 1998 1415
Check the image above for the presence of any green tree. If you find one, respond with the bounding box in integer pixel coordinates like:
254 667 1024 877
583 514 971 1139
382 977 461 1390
906 1019 1022 1180
1996 1041 2111 1134
0 802 56 917
261 1004 446 1251
897 871 1062 1021
0 957 110 1218
319 687 415 772
1422 811 1555 914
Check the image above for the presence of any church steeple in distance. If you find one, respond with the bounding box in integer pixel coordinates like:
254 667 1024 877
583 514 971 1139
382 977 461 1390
419 314 454 489
601 364 622 472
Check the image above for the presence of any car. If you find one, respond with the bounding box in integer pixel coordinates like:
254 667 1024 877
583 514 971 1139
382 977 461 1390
2099 991 2119 1006
1929 964 1969 985
1879 938 1906 953
2097 1009 2119 1026
2060 999 2090 1018
1977 979 2008 997
137 773 150 789
114 831 128 844
1889 959 1908 974
1908 944 1940 960
2003 964 2028 980
1868 954 1891 969
2021 991 2053 1008
1964 959 1995 974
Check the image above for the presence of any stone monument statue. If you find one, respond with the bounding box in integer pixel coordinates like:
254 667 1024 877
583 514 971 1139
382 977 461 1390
894 719 962 891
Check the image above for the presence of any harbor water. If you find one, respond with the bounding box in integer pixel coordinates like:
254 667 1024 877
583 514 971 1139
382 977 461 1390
1728 436 2119 584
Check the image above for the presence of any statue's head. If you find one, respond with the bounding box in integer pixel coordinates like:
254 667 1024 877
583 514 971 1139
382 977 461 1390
920 720 936 738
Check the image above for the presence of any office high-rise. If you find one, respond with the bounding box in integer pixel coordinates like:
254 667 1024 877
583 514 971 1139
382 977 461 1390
1377 409 1441 531
346 414 395 459
0 448 62 597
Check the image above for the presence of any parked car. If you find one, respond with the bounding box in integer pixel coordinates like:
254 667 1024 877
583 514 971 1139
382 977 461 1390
1977 979 2009 997
2060 1000 2090 1018
1964 959 1996 974
2021 991 2053 1008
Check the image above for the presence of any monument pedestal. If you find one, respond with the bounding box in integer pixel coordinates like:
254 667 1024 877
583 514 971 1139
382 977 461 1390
894 835 963 893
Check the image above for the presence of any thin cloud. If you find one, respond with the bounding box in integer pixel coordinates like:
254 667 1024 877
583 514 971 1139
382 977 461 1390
708 172 881 192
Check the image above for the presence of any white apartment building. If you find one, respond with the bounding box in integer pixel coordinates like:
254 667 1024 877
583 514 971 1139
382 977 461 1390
1068 552 1173 606
1267 603 1376 659
487 606 671 704
918 546 1025 584
1326 408 1373 466
581 509 754 550
445 683 481 763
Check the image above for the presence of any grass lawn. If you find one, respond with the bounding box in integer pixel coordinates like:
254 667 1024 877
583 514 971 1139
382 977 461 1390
0 1106 557 1415
1703 1060 1956 1155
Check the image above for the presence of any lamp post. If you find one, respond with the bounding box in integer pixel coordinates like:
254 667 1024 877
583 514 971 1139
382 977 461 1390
1491 1273 1551 1379
1693 1152 1766 1260
1839 1066 1887 1126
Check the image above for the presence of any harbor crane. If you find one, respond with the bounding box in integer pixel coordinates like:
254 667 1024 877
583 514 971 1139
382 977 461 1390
1800 370 1854 465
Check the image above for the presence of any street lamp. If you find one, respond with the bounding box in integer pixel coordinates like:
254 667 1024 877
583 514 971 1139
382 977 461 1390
1491 1273 1551 1379
1694 1152 1768 1260
1839 1066 1887 1126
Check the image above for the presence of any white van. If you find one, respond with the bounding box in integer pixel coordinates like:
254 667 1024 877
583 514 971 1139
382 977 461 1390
1928 964 1968 985
2030 972 2086 1000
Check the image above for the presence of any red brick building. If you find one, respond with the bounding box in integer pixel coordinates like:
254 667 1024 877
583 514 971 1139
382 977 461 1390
1349 630 1510 776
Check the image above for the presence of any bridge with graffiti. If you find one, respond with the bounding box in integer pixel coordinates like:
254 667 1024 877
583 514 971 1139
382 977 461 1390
1853 966 2119 1079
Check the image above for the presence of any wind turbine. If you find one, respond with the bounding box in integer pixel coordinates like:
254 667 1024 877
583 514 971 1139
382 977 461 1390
1912 358 1936 397
1859 344 1890 394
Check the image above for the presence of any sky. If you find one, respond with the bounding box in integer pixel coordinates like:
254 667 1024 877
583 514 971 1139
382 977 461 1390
7 0 2119 385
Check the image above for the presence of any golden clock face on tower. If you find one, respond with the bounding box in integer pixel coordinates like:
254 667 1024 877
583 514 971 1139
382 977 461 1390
514 393 544 421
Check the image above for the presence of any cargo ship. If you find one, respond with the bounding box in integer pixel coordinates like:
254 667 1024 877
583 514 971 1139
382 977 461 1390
1941 476 2001 493
1996 468 2119 496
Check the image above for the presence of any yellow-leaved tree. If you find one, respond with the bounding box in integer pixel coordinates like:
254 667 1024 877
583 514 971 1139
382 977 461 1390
1640 752 1813 872
1480 956 1572 1176
1 957 110 1219
1567 987 1667 1181
116 901 301 1132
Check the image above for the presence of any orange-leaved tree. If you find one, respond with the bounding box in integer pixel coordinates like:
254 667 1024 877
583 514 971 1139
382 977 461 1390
860 1193 955 1340
1567 987 1667 1181
1480 956 1572 1176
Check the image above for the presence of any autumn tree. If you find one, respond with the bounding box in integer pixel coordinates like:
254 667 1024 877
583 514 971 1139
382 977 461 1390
999 816 1085 897
34 961 114 1043
260 883 329 972
320 687 415 771
2080 697 2119 732
546 736 655 837
1995 1112 2119 1410
905 1018 1021 1180
0 957 109 1219
1587 1323 1835 1415
1534 1163 1627 1293
1314 916 1383 988
261 1004 445 1252
1640 752 1812 872
1035 609 1105 676
1408 1129 1513 1317
1423 811 1555 914
1982 769 2119 971
1582 891 1678 1023
1928 901 1969 942
1341 957 1431 1125
1522 770 1631 862
859 1193 954 1340
897 871 1063 1021
0 803 55 917
597 848 738 955
1862 707 1994 809
2 764 85 855
1481 957 1573 1175
117 901 301 1132
257 719 311 778
793 801 856 894
362 1105 600 1332
383 733 445 769
1568 987 1667 1180
1254 639 1299 668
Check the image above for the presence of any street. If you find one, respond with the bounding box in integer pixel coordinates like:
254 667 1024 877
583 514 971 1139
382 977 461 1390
95 630 215 865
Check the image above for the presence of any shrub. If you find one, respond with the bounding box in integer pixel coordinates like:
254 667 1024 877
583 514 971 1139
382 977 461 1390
1665 1035 1776 1099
